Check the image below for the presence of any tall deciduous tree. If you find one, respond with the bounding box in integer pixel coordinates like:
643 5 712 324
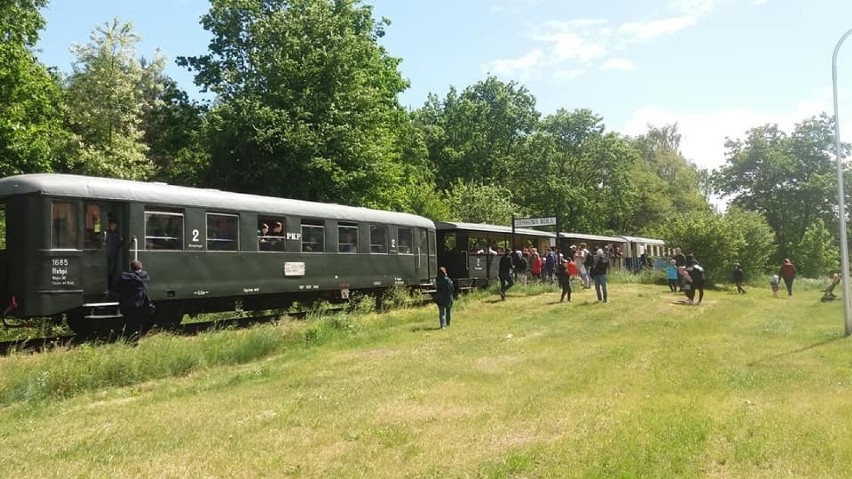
0 0 69 175
519 109 637 233
714 114 847 261
64 18 165 179
415 76 539 190
178 0 410 208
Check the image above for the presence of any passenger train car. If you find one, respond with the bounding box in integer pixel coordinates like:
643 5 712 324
435 221 555 289
0 174 437 335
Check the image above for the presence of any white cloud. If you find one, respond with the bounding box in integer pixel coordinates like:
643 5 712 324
554 68 587 81
620 90 838 172
618 16 698 41
668 0 728 15
537 31 607 62
600 58 636 71
486 49 545 77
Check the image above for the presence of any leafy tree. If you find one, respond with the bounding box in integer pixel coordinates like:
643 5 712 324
179 0 410 208
519 109 637 233
0 0 70 175
724 206 776 280
64 18 164 179
415 77 539 190
143 77 207 182
654 210 740 284
627 124 710 233
796 218 839 278
715 114 848 261
445 181 521 225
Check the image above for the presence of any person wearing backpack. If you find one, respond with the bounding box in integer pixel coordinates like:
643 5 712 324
685 254 705 304
591 248 610 303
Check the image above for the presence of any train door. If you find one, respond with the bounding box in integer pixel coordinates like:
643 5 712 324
81 201 129 296
418 228 434 281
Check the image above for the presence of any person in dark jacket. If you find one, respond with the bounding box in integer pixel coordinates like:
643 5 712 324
105 218 123 292
498 250 514 300
732 263 746 294
779 258 797 298
117 260 152 335
685 255 706 304
591 248 610 303
557 258 573 303
435 267 454 329
672 247 687 291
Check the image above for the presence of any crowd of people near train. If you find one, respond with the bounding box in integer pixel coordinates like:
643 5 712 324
494 242 614 304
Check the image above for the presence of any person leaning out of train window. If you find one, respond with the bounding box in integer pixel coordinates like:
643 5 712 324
258 223 271 251
434 267 454 329
269 222 285 251
117 260 153 336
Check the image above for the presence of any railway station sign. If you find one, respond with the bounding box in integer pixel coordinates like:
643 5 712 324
514 216 557 228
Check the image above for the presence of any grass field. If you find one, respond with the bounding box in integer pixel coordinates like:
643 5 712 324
2 279 852 478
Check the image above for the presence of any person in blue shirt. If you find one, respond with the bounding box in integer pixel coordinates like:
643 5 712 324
666 259 679 292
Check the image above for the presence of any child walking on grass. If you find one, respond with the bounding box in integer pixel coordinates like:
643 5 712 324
770 274 780 298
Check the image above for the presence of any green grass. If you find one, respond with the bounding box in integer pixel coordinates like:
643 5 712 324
1 281 852 477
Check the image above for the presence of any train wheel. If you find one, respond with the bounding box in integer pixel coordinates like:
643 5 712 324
66 310 93 338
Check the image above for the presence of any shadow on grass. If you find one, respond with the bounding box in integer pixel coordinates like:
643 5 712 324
410 325 443 332
747 335 847 366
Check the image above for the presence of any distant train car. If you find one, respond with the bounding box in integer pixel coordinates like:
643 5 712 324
435 221 555 289
621 235 668 271
557 233 629 270
0 174 437 335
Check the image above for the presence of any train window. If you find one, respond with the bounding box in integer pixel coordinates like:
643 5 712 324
419 229 427 255
398 228 413 255
301 220 325 252
83 204 103 250
469 234 488 253
441 232 456 252
258 218 285 251
207 213 239 251
145 209 184 250
338 222 358 253
369 225 388 254
429 230 436 256
52 201 78 249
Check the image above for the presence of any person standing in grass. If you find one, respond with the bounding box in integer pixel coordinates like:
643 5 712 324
770 274 780 298
732 262 746 294
434 267 454 329
591 248 610 303
118 260 152 336
557 259 572 303
779 258 797 298
666 259 679 292
498 250 514 300
685 255 705 304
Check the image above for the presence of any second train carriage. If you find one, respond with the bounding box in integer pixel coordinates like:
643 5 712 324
0 174 437 335
435 221 555 289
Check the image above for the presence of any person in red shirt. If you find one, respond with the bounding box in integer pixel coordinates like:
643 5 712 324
779 258 797 298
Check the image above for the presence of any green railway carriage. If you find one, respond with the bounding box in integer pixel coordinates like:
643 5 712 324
0 174 437 334
436 221 555 289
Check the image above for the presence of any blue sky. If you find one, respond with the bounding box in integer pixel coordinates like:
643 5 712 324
36 0 852 172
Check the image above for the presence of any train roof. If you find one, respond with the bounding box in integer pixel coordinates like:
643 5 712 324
558 232 627 243
434 221 556 238
621 235 666 245
0 174 434 228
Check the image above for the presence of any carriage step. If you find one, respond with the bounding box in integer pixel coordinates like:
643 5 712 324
84 314 124 320
82 301 120 308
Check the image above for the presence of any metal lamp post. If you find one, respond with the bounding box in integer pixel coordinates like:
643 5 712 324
832 28 852 335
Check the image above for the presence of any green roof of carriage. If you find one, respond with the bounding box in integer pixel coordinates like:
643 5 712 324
0 174 434 228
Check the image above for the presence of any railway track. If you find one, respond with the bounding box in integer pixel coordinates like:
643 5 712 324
0 301 390 356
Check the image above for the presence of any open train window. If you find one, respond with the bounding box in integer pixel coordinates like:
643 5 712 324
370 225 388 254
207 213 239 251
338 222 358 253
440 232 456 253
301 219 325 252
84 204 103 250
52 201 78 250
145 209 184 250
258 218 285 251
398 228 413 255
